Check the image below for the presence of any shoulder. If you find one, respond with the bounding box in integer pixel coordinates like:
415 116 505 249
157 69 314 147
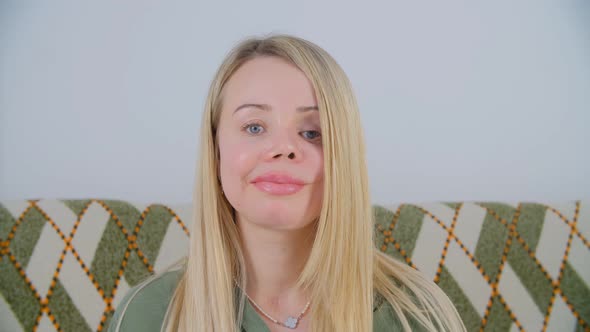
108 269 184 332
373 279 432 332
373 296 427 332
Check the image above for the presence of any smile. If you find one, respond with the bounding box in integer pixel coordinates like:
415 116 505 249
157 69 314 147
252 182 304 195
251 172 306 196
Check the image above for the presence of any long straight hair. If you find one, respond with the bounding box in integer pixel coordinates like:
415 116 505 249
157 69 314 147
162 34 466 332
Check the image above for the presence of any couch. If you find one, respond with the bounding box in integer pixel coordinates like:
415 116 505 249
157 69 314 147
0 199 588 331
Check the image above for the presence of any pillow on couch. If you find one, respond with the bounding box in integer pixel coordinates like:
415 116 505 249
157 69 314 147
0 199 588 331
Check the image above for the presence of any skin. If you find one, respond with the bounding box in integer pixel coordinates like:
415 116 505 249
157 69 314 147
216 56 324 331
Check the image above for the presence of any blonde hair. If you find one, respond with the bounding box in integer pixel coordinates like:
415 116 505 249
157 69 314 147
162 34 466 332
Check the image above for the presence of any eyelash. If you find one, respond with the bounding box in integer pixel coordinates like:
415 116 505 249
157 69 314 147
241 122 322 141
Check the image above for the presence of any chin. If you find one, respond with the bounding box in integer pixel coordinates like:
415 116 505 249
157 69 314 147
242 203 316 231
229 187 321 231
253 211 314 231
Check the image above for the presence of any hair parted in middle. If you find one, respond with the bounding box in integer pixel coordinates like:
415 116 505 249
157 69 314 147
160 34 466 332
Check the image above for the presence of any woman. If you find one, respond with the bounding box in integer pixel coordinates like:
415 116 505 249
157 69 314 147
108 34 466 332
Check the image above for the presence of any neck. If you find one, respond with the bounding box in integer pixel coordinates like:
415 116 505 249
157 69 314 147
237 217 315 307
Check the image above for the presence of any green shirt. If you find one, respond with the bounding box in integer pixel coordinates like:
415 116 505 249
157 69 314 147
108 270 424 332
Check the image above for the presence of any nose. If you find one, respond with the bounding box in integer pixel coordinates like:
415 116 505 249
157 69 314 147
274 152 296 160
267 131 301 161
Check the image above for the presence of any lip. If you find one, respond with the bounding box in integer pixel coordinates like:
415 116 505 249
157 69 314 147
251 172 305 196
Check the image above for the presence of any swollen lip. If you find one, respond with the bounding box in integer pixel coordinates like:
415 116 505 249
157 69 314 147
253 181 304 195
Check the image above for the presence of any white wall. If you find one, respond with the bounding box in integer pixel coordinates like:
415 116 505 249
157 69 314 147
1 0 589 205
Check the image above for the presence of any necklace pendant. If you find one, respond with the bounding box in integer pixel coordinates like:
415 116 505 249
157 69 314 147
284 316 298 329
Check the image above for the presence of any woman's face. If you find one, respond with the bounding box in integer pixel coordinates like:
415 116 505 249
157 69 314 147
216 56 324 231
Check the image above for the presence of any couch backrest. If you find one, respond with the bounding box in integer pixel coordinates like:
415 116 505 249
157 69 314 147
1 199 588 331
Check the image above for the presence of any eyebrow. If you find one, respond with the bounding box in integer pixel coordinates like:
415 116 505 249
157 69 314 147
233 103 318 115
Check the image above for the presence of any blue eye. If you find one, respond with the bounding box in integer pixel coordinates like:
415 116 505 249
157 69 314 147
302 130 321 140
242 122 321 142
244 123 264 135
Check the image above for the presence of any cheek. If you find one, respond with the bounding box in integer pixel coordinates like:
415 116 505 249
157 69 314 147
311 147 324 182
219 139 258 188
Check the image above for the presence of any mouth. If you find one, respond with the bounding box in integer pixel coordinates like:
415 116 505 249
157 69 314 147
251 173 306 196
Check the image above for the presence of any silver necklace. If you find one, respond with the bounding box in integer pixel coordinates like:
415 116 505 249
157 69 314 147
238 284 311 329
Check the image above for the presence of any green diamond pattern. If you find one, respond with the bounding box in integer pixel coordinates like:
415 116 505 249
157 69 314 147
0 199 588 331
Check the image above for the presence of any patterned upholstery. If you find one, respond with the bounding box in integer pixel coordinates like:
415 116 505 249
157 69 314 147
0 199 588 331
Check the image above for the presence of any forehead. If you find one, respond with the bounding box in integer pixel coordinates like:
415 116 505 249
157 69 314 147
222 56 317 109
